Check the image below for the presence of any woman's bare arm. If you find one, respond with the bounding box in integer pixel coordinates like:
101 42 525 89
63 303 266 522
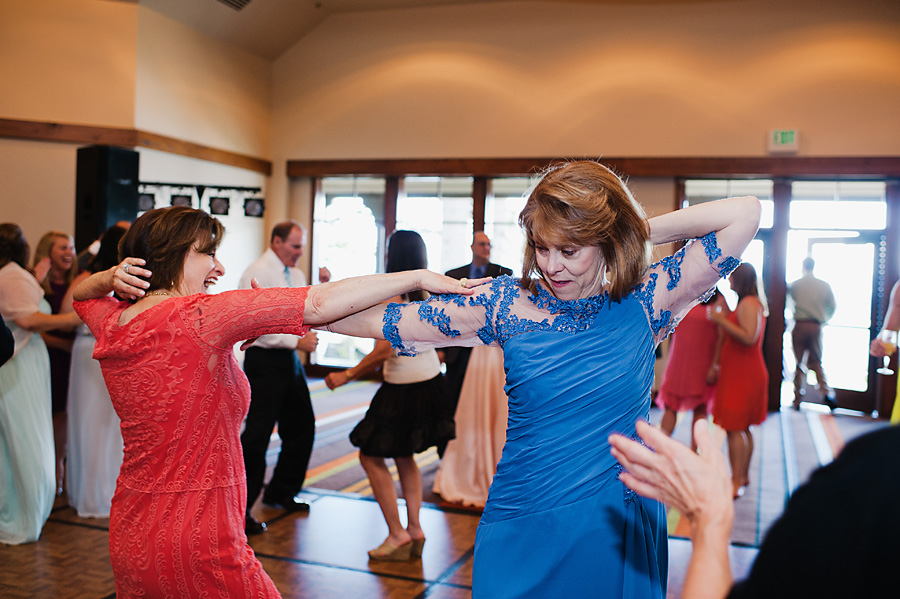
302 270 486 328
648 196 761 258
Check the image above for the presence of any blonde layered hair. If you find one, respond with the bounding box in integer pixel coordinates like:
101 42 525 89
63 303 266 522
518 161 650 302
32 231 78 294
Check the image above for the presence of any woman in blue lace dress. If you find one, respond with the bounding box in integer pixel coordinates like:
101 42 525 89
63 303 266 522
328 161 761 599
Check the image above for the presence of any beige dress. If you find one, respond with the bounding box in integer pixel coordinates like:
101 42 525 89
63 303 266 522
433 345 508 508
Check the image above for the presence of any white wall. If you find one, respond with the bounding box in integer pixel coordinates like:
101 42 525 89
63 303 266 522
0 0 272 276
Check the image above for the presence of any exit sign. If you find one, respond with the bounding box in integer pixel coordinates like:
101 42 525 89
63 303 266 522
768 129 799 154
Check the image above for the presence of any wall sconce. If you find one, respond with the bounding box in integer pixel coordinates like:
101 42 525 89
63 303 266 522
209 196 230 215
244 197 264 217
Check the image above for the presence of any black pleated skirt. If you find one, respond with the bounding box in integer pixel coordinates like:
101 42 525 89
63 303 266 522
349 374 455 457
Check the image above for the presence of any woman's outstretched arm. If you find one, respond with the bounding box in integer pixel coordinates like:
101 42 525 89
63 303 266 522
302 270 485 327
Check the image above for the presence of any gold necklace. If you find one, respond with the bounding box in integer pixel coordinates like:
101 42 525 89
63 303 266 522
143 290 174 299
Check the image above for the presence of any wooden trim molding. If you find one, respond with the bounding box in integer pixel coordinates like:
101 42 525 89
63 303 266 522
288 156 900 178
0 118 272 175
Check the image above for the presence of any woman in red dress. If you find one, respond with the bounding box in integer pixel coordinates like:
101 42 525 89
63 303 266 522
655 289 725 450
709 263 768 499
73 206 479 599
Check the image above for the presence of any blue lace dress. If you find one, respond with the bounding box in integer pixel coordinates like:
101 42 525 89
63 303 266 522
382 233 740 599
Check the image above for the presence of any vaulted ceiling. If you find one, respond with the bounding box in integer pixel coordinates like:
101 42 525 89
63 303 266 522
117 0 705 61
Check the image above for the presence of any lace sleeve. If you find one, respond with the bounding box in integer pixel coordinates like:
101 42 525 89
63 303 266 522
382 277 516 356
185 287 311 350
72 297 118 337
633 232 740 343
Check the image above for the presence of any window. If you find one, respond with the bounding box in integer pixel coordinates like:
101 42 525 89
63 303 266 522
485 177 537 277
397 176 474 273
311 177 386 367
684 179 774 229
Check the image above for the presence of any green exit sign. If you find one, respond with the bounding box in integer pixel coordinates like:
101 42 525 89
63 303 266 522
768 129 799 154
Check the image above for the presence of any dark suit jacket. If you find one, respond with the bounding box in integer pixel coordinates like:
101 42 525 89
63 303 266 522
445 262 512 281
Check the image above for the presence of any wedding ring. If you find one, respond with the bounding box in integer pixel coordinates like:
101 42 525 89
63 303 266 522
459 278 467 287
123 264 130 274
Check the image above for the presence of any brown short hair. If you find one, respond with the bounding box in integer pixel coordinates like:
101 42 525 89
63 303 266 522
0 223 30 270
518 161 650 301
119 206 224 295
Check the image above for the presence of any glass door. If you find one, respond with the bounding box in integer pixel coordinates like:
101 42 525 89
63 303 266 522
784 235 880 412
784 180 888 413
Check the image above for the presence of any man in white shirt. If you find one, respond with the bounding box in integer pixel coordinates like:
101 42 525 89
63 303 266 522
239 221 329 535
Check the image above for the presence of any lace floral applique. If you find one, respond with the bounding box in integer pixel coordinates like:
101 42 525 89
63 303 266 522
615 429 650 505
632 273 674 338
700 231 741 278
658 247 686 291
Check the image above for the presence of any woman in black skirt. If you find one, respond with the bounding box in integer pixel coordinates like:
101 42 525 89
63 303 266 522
324 230 454 561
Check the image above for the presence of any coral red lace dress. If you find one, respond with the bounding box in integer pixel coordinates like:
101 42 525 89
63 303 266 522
74 288 309 599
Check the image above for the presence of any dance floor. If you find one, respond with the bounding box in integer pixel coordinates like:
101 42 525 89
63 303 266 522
0 378 886 598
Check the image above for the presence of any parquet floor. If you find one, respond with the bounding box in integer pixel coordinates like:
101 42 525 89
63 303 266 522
0 380 886 599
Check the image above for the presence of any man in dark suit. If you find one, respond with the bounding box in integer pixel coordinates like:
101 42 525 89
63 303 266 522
439 231 512 456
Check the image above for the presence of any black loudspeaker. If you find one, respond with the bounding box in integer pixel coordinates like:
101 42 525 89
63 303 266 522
74 145 140 252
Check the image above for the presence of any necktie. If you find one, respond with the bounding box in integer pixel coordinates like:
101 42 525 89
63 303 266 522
473 265 485 279
284 266 292 286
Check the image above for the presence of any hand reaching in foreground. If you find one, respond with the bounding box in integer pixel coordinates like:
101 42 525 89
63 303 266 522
32 257 52 283
609 419 733 528
610 420 735 599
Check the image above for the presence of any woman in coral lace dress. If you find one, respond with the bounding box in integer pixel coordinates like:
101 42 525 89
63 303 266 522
72 206 480 599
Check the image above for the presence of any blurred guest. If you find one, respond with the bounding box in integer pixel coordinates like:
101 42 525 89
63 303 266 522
63 225 127 518
0 223 80 544
709 263 768 498
239 221 328 535
33 230 80 493
788 257 836 409
870 279 900 423
325 230 455 560
0 314 12 366
655 289 725 450
440 232 511 456
432 344 507 508
76 220 131 271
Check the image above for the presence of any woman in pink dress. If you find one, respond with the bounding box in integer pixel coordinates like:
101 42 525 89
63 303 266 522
655 289 725 450
72 206 480 599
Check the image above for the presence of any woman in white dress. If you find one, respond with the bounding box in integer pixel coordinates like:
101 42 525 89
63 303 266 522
0 223 81 544
64 225 127 518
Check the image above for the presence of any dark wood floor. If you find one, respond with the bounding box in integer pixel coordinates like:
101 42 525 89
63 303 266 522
0 380 886 599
